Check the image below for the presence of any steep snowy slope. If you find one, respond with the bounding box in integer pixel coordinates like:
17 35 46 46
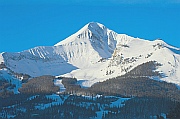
2 46 78 76
1 22 180 87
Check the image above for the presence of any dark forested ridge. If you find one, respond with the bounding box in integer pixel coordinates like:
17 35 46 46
89 76 180 100
19 75 59 94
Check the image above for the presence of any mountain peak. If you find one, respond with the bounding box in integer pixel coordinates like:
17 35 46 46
54 22 114 46
87 22 106 30
87 22 102 25
74 22 108 38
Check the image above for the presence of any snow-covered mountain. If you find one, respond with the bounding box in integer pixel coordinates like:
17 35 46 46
1 22 180 87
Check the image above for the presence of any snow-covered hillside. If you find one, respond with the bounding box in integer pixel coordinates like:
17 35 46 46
1 22 180 87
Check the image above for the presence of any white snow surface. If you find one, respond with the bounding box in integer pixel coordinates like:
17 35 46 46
0 53 4 63
1 22 180 87
54 79 66 93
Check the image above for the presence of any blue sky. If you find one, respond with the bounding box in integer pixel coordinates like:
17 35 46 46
0 0 180 52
